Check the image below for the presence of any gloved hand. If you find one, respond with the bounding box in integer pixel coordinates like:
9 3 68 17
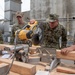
26 30 33 39
32 34 40 45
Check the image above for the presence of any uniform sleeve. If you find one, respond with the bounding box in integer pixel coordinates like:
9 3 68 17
0 30 3 43
10 24 17 44
61 26 67 48
73 33 75 45
12 25 15 37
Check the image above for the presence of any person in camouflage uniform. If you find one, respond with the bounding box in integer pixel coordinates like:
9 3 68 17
41 14 67 49
0 30 3 44
11 11 27 44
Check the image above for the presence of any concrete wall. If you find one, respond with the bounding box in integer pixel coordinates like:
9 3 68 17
5 0 21 25
30 0 75 37
4 0 22 42
30 0 50 20
66 0 75 36
23 11 30 22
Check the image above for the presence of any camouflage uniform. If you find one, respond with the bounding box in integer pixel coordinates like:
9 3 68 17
10 11 27 44
41 14 67 49
42 23 67 49
10 22 27 44
0 30 3 44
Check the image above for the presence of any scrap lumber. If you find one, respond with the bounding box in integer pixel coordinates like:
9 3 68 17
32 45 41 48
28 56 40 65
29 46 41 54
0 63 9 75
29 56 40 62
41 53 51 63
8 72 20 75
50 68 69 75
29 47 37 54
56 50 75 60
56 66 75 74
0 58 36 75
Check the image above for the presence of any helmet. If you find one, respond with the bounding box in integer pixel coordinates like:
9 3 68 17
16 11 23 17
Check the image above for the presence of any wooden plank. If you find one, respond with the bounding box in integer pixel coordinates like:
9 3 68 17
36 64 68 75
29 46 41 54
0 63 9 75
0 58 36 75
50 68 68 75
56 66 75 74
32 45 41 48
28 56 40 65
29 47 37 54
8 72 20 75
29 56 40 62
41 54 51 63
0 44 13 47
56 50 75 60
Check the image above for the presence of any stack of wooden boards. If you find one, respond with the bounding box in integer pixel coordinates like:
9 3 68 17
0 44 75 74
0 44 36 75
29 46 52 64
0 63 21 75
56 50 75 74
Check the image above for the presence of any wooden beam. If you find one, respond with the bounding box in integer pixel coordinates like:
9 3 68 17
0 63 9 75
29 56 40 62
56 50 75 60
8 72 20 75
0 58 36 75
29 46 41 54
56 66 75 74
29 47 37 54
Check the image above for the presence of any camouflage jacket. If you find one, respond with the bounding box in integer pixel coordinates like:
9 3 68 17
12 22 27 37
10 22 27 44
41 23 67 49
0 30 3 44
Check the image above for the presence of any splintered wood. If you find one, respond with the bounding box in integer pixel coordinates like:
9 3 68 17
56 50 75 60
